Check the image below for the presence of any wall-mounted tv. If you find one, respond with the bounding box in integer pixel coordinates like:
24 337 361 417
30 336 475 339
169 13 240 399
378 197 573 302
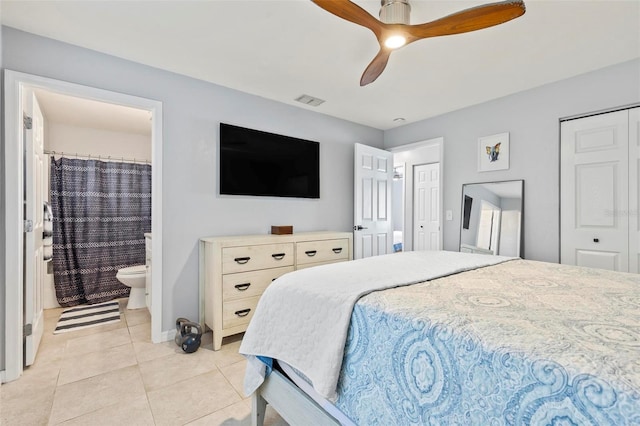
219 123 320 199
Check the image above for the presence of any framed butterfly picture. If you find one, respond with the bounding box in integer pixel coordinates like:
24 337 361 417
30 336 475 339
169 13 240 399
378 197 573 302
477 132 509 172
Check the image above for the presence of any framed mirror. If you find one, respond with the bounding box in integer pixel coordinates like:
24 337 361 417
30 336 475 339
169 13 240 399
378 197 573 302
459 180 524 257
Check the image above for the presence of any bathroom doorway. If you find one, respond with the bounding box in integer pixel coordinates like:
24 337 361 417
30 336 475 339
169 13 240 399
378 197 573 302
36 88 153 307
4 70 163 382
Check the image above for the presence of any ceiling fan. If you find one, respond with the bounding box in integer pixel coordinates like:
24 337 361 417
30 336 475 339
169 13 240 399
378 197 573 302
311 0 526 86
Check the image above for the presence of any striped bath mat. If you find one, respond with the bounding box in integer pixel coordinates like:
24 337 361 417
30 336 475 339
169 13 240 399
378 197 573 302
54 301 121 334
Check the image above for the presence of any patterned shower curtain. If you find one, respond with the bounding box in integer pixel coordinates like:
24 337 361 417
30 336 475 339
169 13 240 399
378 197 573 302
50 157 151 307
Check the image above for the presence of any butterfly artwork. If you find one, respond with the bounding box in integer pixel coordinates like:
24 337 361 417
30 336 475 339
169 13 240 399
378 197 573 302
486 142 501 162
478 133 509 172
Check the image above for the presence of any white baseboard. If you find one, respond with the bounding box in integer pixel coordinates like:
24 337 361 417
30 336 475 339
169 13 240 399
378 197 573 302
160 328 176 343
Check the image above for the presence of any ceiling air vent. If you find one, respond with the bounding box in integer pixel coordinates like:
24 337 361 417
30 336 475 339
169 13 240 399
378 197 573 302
295 94 325 107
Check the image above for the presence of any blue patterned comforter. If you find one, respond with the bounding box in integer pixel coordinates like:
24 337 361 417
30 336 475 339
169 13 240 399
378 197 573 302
334 260 640 425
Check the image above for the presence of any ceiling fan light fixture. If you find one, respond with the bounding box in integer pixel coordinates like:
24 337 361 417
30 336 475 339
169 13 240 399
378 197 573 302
311 0 526 86
384 35 406 49
379 0 411 25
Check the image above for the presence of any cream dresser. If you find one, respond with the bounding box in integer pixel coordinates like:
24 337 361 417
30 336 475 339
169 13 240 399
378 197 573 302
199 231 353 350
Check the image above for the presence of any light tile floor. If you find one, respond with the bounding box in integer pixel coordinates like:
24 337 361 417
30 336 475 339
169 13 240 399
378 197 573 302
0 299 287 426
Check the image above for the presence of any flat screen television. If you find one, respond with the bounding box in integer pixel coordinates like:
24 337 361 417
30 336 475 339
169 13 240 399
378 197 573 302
219 123 320 198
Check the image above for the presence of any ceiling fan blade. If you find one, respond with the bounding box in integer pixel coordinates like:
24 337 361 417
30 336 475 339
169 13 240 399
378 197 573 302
406 0 525 40
360 49 392 86
311 0 385 38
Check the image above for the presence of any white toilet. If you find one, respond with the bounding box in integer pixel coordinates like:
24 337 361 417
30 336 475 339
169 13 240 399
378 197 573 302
116 265 147 309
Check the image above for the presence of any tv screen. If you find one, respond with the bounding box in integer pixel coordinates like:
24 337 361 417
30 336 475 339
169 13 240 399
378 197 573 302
219 123 320 198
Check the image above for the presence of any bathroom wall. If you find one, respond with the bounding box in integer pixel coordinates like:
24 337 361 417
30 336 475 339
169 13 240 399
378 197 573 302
42 116 152 308
45 122 151 161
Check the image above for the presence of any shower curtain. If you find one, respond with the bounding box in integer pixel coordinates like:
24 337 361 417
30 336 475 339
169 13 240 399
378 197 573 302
50 156 151 307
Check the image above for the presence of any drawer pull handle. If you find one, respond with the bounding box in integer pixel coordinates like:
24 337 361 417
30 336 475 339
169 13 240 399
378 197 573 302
271 253 286 260
235 309 251 317
234 283 251 291
305 250 317 257
234 257 250 264
332 247 343 254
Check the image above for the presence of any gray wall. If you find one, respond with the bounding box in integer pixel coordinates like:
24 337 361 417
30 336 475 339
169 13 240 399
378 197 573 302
385 59 640 263
1 27 383 335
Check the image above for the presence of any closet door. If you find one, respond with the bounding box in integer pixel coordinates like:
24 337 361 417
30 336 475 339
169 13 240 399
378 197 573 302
629 107 640 273
560 110 629 272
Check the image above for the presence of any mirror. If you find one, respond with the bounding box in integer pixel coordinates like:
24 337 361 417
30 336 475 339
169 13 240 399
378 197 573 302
460 180 524 257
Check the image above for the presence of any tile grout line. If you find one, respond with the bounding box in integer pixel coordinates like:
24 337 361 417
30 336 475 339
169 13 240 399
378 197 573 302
9 302 261 426
49 308 153 425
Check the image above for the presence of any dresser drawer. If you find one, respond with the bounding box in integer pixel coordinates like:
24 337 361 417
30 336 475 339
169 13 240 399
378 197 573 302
222 266 294 301
222 243 294 274
222 296 260 329
296 239 349 265
296 259 348 270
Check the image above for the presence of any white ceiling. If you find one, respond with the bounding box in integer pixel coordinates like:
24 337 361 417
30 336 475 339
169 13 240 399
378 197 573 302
33 89 152 136
2 0 639 130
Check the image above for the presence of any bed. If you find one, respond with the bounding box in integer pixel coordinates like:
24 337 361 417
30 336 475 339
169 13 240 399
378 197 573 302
239 251 640 425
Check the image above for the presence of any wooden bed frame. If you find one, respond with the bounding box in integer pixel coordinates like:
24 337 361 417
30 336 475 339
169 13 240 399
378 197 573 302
251 368 340 426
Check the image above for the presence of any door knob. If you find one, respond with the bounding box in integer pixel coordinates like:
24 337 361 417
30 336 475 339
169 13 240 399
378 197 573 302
353 225 368 231
593 238 599 243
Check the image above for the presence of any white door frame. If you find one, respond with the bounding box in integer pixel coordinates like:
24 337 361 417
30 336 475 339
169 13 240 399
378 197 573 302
3 70 164 382
389 137 444 251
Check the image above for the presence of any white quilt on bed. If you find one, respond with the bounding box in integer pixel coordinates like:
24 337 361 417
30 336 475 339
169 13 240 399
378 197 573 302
239 250 513 400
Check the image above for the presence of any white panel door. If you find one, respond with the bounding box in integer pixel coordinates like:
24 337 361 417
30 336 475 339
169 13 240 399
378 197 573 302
561 110 629 272
354 143 393 259
24 90 45 366
629 107 640 273
413 163 440 251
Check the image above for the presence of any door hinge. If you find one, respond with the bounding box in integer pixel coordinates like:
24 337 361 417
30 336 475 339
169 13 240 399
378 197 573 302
24 219 34 233
24 323 33 337
23 115 33 130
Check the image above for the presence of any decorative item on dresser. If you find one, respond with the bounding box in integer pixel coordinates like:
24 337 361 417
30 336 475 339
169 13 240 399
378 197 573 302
270 225 293 235
199 231 353 350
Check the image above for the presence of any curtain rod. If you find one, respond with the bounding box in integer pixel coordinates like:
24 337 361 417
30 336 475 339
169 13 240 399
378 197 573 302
44 150 150 164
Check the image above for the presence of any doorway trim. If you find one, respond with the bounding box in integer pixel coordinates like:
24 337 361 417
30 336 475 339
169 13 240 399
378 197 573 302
3 70 163 382
389 137 444 251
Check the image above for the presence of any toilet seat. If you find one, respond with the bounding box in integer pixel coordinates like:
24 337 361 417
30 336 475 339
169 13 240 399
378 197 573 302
117 264 146 276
